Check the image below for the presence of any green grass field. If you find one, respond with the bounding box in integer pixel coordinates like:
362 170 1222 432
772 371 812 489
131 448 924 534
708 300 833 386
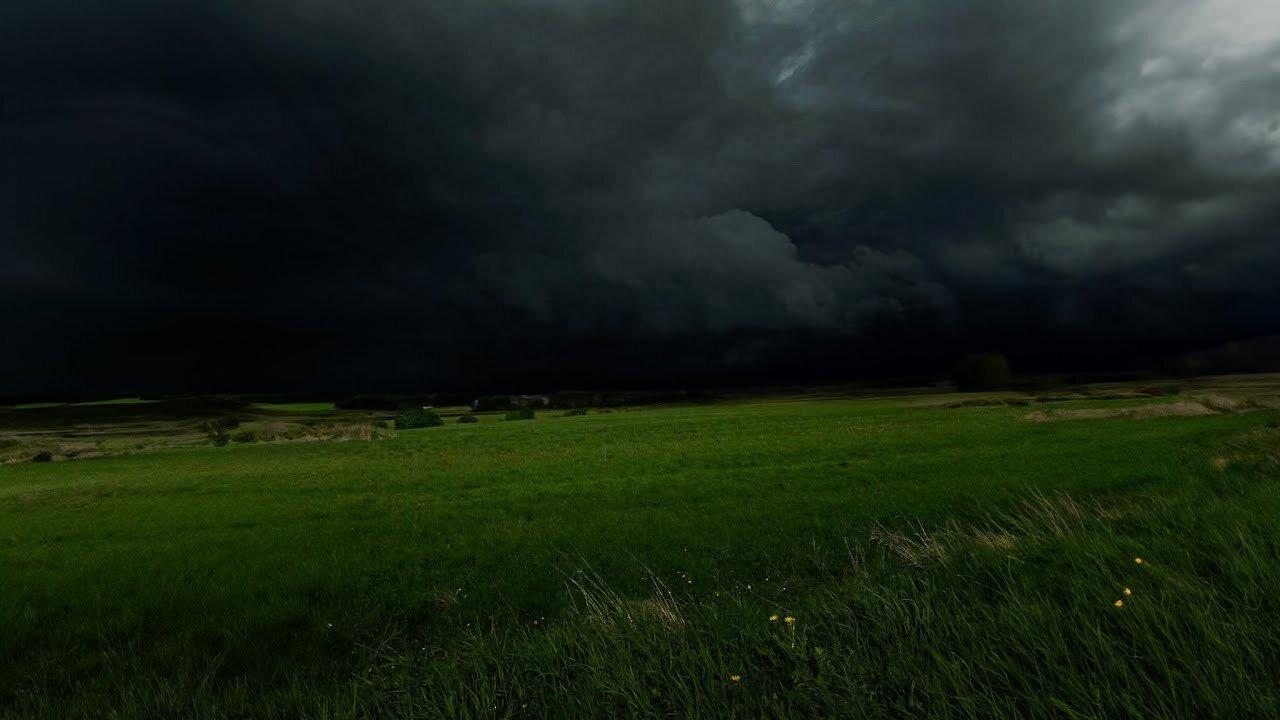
3 387 1280 718
7 398 159 410
251 402 339 413
69 397 160 407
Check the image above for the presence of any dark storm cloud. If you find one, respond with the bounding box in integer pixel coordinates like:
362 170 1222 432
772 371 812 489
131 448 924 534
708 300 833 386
3 0 1280 393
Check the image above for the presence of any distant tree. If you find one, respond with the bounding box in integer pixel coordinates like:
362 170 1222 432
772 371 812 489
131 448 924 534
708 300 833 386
396 408 444 430
954 353 1012 391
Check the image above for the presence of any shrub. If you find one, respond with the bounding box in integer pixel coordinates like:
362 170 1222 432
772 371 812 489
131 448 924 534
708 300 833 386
562 408 588 417
457 414 479 424
231 430 257 443
396 408 444 430
504 408 535 421
31 451 53 463
954 353 1012 391
202 417 241 446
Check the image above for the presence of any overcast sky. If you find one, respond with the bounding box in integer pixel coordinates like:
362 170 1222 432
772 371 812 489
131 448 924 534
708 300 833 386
4 0 1280 395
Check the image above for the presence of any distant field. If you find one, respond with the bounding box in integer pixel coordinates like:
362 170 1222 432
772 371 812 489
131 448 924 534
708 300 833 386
2 378 1280 718
7 397 159 410
252 401 338 412
71 397 160 407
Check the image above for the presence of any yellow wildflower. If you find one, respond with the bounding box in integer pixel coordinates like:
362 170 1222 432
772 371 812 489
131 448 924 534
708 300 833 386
784 616 796 625
1123 587 1132 596
729 675 741 683
769 614 778 621
1114 599 1124 607
1134 557 1143 564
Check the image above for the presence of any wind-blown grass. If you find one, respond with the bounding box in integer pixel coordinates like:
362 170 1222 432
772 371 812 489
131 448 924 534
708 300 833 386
357 476 1280 719
2 393 1279 718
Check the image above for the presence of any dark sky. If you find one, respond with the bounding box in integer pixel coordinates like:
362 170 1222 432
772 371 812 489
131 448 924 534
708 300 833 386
4 0 1280 395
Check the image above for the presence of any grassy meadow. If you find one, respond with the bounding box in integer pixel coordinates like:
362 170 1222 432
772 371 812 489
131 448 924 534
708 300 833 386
2 379 1280 717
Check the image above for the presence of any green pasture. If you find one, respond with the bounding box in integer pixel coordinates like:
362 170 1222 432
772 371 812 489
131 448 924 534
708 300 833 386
2 392 1278 718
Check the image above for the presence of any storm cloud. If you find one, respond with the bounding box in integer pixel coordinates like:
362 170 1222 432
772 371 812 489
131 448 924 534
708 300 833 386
3 0 1279 394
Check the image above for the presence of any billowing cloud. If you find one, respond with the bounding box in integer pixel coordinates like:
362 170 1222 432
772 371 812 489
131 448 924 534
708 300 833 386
3 0 1279 393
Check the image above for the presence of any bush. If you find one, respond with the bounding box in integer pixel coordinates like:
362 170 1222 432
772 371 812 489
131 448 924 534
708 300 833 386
457 414 479 424
31 451 53 463
396 408 444 430
954 353 1012 391
203 416 241 446
231 430 257 443
562 408 588 417
504 408 535 421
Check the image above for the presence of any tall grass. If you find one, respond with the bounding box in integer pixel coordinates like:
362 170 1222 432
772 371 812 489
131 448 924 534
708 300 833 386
3 400 1279 718
11 452 1280 718
357 479 1279 719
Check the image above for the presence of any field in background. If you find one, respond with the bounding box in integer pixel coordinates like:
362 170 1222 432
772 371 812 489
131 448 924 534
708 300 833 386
250 402 339 413
0 398 394 464
2 376 1280 718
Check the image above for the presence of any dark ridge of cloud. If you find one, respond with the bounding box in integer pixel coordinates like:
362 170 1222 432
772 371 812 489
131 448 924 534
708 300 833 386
3 0 1280 394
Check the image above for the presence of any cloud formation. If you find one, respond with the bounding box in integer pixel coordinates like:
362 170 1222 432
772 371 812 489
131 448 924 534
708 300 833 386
3 0 1279 393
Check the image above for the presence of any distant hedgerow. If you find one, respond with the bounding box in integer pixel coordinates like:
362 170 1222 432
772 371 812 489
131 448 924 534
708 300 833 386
562 408 588 417
396 408 443 430
504 408 536 421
